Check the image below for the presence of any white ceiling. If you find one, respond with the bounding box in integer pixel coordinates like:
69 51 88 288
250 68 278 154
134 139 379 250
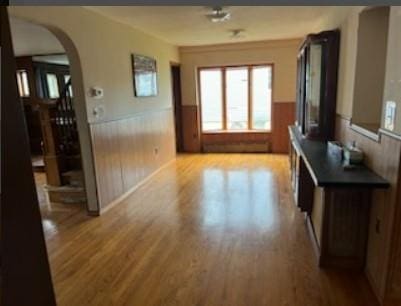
87 6 335 46
10 17 65 56
33 54 69 65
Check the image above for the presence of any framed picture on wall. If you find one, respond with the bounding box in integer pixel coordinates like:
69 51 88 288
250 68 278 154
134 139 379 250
132 54 158 97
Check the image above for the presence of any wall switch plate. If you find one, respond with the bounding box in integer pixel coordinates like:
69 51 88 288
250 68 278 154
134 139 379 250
384 101 396 131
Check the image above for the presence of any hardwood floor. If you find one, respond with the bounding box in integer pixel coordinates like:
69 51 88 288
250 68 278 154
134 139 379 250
40 154 379 306
35 172 86 240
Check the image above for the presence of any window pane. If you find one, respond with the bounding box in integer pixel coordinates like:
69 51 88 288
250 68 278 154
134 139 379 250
252 66 272 130
46 73 60 99
200 69 223 131
226 67 248 130
16 70 30 97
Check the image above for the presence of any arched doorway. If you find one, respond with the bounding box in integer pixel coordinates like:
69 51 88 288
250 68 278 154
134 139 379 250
10 17 99 218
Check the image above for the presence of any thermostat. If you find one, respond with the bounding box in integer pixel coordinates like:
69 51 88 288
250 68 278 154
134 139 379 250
89 86 104 99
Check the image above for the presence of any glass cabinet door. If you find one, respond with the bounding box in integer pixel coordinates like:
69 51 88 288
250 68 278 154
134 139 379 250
296 51 306 131
305 43 323 138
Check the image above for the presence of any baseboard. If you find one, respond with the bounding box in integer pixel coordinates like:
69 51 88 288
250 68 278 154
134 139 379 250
99 158 176 215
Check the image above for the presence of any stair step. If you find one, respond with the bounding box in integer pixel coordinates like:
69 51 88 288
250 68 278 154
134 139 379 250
62 170 84 187
64 154 82 169
44 184 86 204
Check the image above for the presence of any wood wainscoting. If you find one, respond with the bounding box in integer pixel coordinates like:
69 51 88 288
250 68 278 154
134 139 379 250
272 102 296 153
336 115 401 304
182 105 201 152
90 108 176 210
181 102 295 153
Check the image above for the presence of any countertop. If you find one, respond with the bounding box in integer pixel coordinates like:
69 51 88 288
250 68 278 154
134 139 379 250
289 126 390 188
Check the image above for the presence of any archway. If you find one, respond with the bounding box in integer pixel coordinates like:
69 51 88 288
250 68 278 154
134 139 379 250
10 16 99 216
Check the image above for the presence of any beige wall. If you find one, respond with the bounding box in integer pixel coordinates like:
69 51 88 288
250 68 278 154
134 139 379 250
9 6 179 122
352 7 389 126
179 39 301 106
382 7 401 135
318 6 401 303
319 6 401 137
9 6 179 212
316 6 362 119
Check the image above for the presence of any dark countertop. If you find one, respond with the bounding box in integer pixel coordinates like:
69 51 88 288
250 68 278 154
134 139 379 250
289 126 390 188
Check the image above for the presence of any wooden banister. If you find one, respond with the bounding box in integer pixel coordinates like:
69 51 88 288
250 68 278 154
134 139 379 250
37 79 80 186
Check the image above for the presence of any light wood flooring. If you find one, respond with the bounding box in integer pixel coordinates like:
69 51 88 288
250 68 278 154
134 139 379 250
39 154 379 306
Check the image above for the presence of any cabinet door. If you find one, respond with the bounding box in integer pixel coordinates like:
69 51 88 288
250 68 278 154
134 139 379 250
296 52 306 130
298 158 315 214
305 43 323 138
289 141 300 205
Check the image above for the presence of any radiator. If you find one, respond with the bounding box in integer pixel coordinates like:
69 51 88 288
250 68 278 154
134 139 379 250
202 141 270 153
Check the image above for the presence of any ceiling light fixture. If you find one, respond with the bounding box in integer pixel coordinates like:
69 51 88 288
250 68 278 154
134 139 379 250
206 6 231 23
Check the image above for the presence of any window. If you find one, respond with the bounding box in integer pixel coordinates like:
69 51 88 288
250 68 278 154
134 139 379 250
200 69 223 130
226 67 249 130
199 65 272 132
252 67 272 130
16 70 30 97
46 73 60 99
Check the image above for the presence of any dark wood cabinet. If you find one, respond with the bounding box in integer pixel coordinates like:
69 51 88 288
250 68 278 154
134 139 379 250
289 126 389 270
296 30 340 141
290 30 390 270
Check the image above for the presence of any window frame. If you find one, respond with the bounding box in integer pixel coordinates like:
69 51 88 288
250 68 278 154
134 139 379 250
16 69 30 98
198 63 274 133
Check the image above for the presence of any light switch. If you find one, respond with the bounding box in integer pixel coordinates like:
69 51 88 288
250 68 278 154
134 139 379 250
384 101 396 131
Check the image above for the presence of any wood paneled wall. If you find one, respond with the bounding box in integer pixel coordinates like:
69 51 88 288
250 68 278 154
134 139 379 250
90 109 176 210
181 102 295 153
182 105 201 152
272 102 296 153
335 116 401 304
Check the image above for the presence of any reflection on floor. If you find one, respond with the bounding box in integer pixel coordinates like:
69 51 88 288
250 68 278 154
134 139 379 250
34 172 86 240
42 154 378 306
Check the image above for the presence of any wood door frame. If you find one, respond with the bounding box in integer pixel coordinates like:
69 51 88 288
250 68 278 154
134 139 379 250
1 6 57 305
170 62 184 152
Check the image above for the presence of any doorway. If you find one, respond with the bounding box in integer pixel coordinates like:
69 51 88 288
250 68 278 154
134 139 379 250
171 64 183 152
11 17 87 221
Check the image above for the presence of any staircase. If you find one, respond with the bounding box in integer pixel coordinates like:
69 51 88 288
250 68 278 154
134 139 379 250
39 80 87 205
45 170 86 204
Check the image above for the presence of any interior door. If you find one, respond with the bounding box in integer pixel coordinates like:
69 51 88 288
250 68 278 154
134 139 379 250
171 65 183 152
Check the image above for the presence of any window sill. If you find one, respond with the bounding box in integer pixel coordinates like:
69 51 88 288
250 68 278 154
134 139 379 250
202 130 271 135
